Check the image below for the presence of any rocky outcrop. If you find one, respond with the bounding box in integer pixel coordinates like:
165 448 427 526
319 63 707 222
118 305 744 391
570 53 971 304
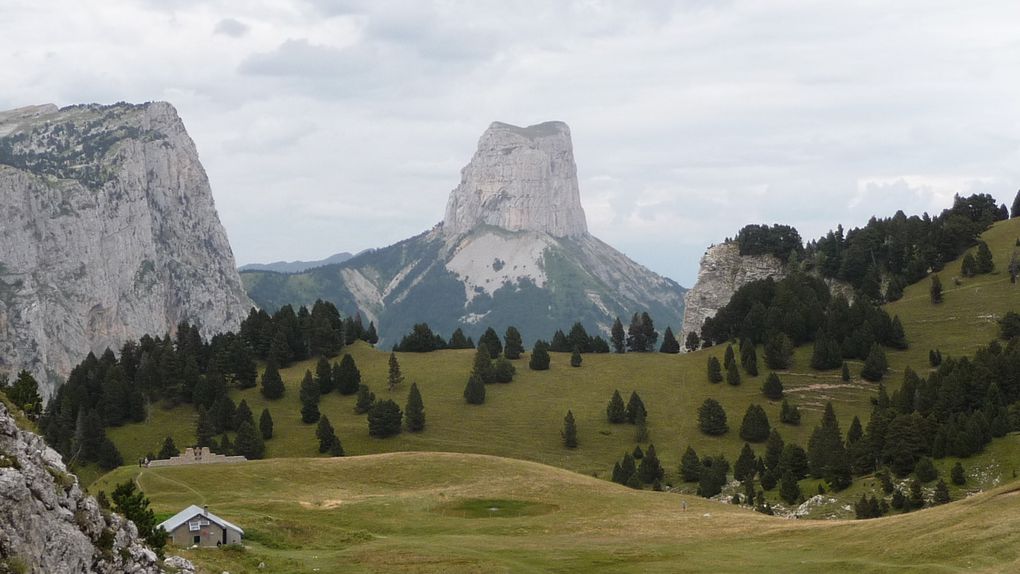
0 103 252 396
0 401 193 573
680 242 786 340
443 121 588 238
242 121 685 343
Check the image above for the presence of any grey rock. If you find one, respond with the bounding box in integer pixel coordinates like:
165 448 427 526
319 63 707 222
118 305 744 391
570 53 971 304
0 401 193 573
0 102 252 396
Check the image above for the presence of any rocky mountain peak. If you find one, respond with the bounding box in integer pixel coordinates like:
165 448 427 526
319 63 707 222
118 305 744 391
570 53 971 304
442 120 588 238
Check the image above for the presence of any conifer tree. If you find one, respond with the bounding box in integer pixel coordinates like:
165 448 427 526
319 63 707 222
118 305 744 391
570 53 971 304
218 433 233 456
933 479 950 505
684 331 701 352
734 442 757 482
807 402 851 490
463 375 486 405
611 317 625 353
764 430 784 472
354 384 376 414
259 408 273 440
562 410 578 448
195 406 215 448
570 347 583 367
315 415 343 455
448 327 473 349
723 345 735 370
951 462 966 485
740 342 758 376
493 356 516 383
779 443 809 480
606 390 626 423
961 253 977 277
611 461 625 484
504 326 524 359
157 436 179 459
914 456 938 483
860 344 888 382
260 359 285 400
726 360 742 386
210 396 236 434
638 443 664 483
763 333 794 369
234 421 265 460
404 382 425 432
368 399 403 438
659 327 680 353
478 328 503 358
334 354 361 395
625 391 647 424
387 352 405 391
975 241 995 273
739 404 771 442
779 471 801 505
698 398 728 435
529 340 551 370
632 445 644 460
1012 189 1020 218
680 446 701 482
697 455 729 498
930 274 943 304
315 356 334 394
707 356 724 383
299 370 321 423
889 316 908 350
111 480 166 557
634 409 649 442
841 361 851 381
233 399 254 431
762 372 783 400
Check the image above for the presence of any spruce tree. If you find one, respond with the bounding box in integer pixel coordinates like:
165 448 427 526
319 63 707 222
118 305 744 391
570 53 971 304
368 399 403 438
463 375 486 405
707 356 723 383
679 446 701 482
697 455 729 498
889 316 908 350
611 317 625 353
195 406 215 448
841 361 851 381
529 340 551 370
478 328 503 358
404 382 425 432
490 356 514 383
111 480 166 557
740 342 758 376
504 326 524 359
235 421 265 459
930 274 943 304
951 462 966 485
914 456 938 482
739 404 771 443
632 445 644 460
259 408 274 440
779 471 801 505
299 370 321 423
354 384 376 414
961 253 977 277
561 410 578 448
807 402 851 490
634 410 649 442
316 356 334 394
335 354 361 395
684 331 701 352
764 429 784 472
315 415 343 456
860 344 888 382
620 452 637 484
734 442 757 482
157 436 179 459
448 327 472 349
637 443 664 483
723 345 735 370
1012 189 1020 218
698 398 728 435
233 399 254 431
260 359 285 400
779 444 809 480
387 352 404 391
659 327 681 353
570 347 583 367
933 479 950 505
726 360 742 386
763 333 793 369
625 391 646 424
762 372 783 400
606 390 626 423
975 241 995 273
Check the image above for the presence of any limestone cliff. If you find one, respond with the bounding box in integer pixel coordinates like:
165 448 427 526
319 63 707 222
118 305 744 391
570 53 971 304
0 103 251 396
0 401 193 573
242 121 686 344
680 242 786 341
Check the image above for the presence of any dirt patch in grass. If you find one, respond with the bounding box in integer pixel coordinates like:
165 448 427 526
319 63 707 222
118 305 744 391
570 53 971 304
434 498 558 519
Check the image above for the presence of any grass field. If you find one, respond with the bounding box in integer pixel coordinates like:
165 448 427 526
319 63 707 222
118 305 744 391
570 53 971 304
93 452 1020 573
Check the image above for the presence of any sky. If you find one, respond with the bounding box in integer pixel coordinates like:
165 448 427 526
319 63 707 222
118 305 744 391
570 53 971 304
2 1 1019 286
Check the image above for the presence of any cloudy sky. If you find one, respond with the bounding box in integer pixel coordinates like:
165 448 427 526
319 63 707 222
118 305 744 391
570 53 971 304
3 1 1019 285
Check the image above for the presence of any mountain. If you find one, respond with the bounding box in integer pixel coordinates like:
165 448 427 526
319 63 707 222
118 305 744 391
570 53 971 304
238 251 356 273
0 102 251 395
241 121 686 345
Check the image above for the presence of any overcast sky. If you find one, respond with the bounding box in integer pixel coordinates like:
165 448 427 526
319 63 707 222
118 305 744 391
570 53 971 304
3 1 1019 285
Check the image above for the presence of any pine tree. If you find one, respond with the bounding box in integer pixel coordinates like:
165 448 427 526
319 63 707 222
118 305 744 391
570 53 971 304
1012 189 1020 218
961 253 977 277
707 356 723 383
354 384 376 414
697 455 730 498
478 328 503 358
404 382 425 432
764 429 784 472
975 241 995 274
335 354 361 395
387 352 405 391
260 359 285 400
504 326 524 359
637 443 664 483
889 316 908 350
625 391 646 424
195 406 215 448
933 479 950 505
634 409 649 442
210 395 236 434
620 452 637 484
368 399 403 438
315 415 343 456
570 347 583 367
157 436 179 459
841 361 851 381
740 342 758 376
779 471 801 505
762 372 783 400
951 462 966 485
930 274 943 304
734 442 757 482
739 404 771 442
659 327 680 353
723 345 735 370
111 480 166 557
463 375 486 405
259 408 274 440
914 456 938 482
807 402 851 490
606 390 626 423
561 410 578 448
316 356 334 394
529 340 551 371
611 317 626 353
684 331 701 352
763 333 793 369
233 399 254 431
679 446 701 482
299 370 321 423
235 421 265 459
698 398 728 435
860 344 888 382
726 360 742 386
448 327 473 349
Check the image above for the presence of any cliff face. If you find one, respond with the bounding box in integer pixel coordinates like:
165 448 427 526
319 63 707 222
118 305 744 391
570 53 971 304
242 121 685 344
0 402 192 573
0 103 251 396
680 242 786 340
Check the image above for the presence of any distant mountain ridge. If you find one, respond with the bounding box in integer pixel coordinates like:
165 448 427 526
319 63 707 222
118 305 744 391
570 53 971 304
239 251 357 273
241 121 686 345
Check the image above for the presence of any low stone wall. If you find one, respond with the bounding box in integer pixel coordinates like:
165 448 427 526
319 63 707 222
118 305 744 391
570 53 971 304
148 447 246 467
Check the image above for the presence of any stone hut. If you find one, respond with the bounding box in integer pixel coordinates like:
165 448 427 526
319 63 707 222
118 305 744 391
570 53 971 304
158 505 244 547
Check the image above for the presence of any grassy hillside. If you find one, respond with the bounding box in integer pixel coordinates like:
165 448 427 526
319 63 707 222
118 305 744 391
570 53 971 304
105 218 1020 511
93 452 1020 573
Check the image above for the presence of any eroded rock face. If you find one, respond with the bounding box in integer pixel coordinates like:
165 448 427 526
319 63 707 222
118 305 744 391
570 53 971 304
680 242 786 341
0 102 252 396
443 121 588 238
0 402 192 573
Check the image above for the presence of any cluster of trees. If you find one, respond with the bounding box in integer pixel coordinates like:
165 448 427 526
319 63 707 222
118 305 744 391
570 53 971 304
193 398 270 460
393 323 476 352
610 312 660 353
960 241 996 277
606 390 649 440
611 443 665 489
239 300 375 367
735 224 805 262
0 370 43 417
463 342 519 405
